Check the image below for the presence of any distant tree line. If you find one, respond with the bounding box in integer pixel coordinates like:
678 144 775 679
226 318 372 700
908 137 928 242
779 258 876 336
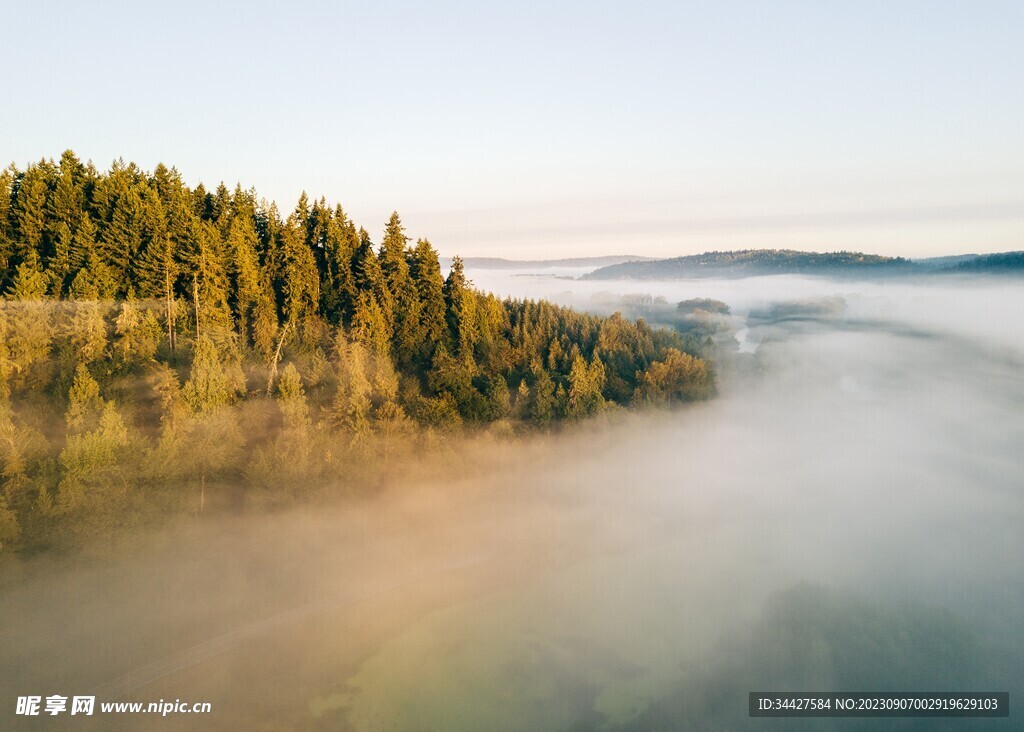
582 249 916 280
0 152 714 553
582 248 1024 281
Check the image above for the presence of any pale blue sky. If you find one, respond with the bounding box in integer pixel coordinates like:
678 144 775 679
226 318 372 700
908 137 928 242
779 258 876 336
5 1 1023 258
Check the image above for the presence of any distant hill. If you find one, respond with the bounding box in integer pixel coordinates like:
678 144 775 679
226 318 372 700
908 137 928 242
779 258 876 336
911 254 981 270
582 249 1024 280
581 249 915 280
946 251 1024 273
443 255 657 270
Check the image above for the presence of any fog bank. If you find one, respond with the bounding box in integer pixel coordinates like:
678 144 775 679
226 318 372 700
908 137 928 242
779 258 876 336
2 270 1022 730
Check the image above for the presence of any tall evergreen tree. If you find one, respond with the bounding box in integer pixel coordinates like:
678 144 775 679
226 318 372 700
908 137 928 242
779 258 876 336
179 219 233 337
47 150 86 236
379 212 422 367
443 256 477 364
181 335 243 413
318 205 359 323
276 214 320 328
96 173 145 285
68 216 119 300
0 167 15 288
11 163 48 269
331 331 373 441
409 238 448 361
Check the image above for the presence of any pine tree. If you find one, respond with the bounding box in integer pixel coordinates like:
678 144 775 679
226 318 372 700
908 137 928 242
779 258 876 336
443 256 478 364
68 213 120 300
251 280 280 360
133 208 180 353
11 163 49 269
245 361 317 497
226 215 264 345
352 229 394 325
483 375 511 421
427 344 481 419
277 362 311 431
42 152 87 295
0 402 51 550
277 214 320 328
409 238 449 361
331 331 374 441
65 301 109 367
65 363 105 433
114 299 161 366
3 265 52 389
530 366 556 426
180 219 233 337
567 352 606 419
634 347 713 403
57 401 131 517
146 360 243 515
0 166 15 288
181 335 243 413
99 182 144 285
351 292 392 359
379 212 422 367
212 182 232 233
47 221 74 296
318 205 359 323
515 379 531 420
47 151 85 238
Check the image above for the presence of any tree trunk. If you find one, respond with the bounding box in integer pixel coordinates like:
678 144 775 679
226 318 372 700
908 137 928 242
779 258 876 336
266 321 292 395
193 275 201 340
165 271 176 356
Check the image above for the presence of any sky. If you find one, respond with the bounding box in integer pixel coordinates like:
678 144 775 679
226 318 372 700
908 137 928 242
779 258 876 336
4 0 1023 259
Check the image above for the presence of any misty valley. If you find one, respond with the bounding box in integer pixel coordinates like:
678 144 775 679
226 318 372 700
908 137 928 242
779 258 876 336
3 272 1021 730
1 158 1022 730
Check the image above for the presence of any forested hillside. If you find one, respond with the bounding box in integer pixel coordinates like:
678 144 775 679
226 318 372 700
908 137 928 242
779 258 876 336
948 250 1024 273
583 249 915 279
0 152 713 553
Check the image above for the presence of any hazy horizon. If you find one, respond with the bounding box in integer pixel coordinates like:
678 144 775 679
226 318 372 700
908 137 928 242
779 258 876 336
6 1 1023 259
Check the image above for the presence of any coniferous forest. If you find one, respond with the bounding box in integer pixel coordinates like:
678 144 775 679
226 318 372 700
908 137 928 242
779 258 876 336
0 152 714 553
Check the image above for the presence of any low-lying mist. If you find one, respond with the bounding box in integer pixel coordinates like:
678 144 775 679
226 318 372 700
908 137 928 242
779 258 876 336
2 270 1022 730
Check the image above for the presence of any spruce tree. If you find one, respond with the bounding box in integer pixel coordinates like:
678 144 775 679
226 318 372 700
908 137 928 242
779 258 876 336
318 205 359 323
114 299 161 366
181 335 242 413
180 219 233 337
379 212 422 367
409 238 449 360
443 256 478 364
11 164 48 269
277 215 320 328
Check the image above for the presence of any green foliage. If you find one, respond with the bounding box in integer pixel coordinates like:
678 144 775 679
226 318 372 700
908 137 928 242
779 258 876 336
331 334 374 439
9 261 48 300
181 335 244 414
57 402 131 513
566 353 606 419
114 299 161 366
530 367 557 426
65 301 109 366
409 239 448 362
634 348 715 404
277 362 311 431
0 404 51 551
379 212 422 368
0 152 718 553
66 364 104 432
0 298 52 389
